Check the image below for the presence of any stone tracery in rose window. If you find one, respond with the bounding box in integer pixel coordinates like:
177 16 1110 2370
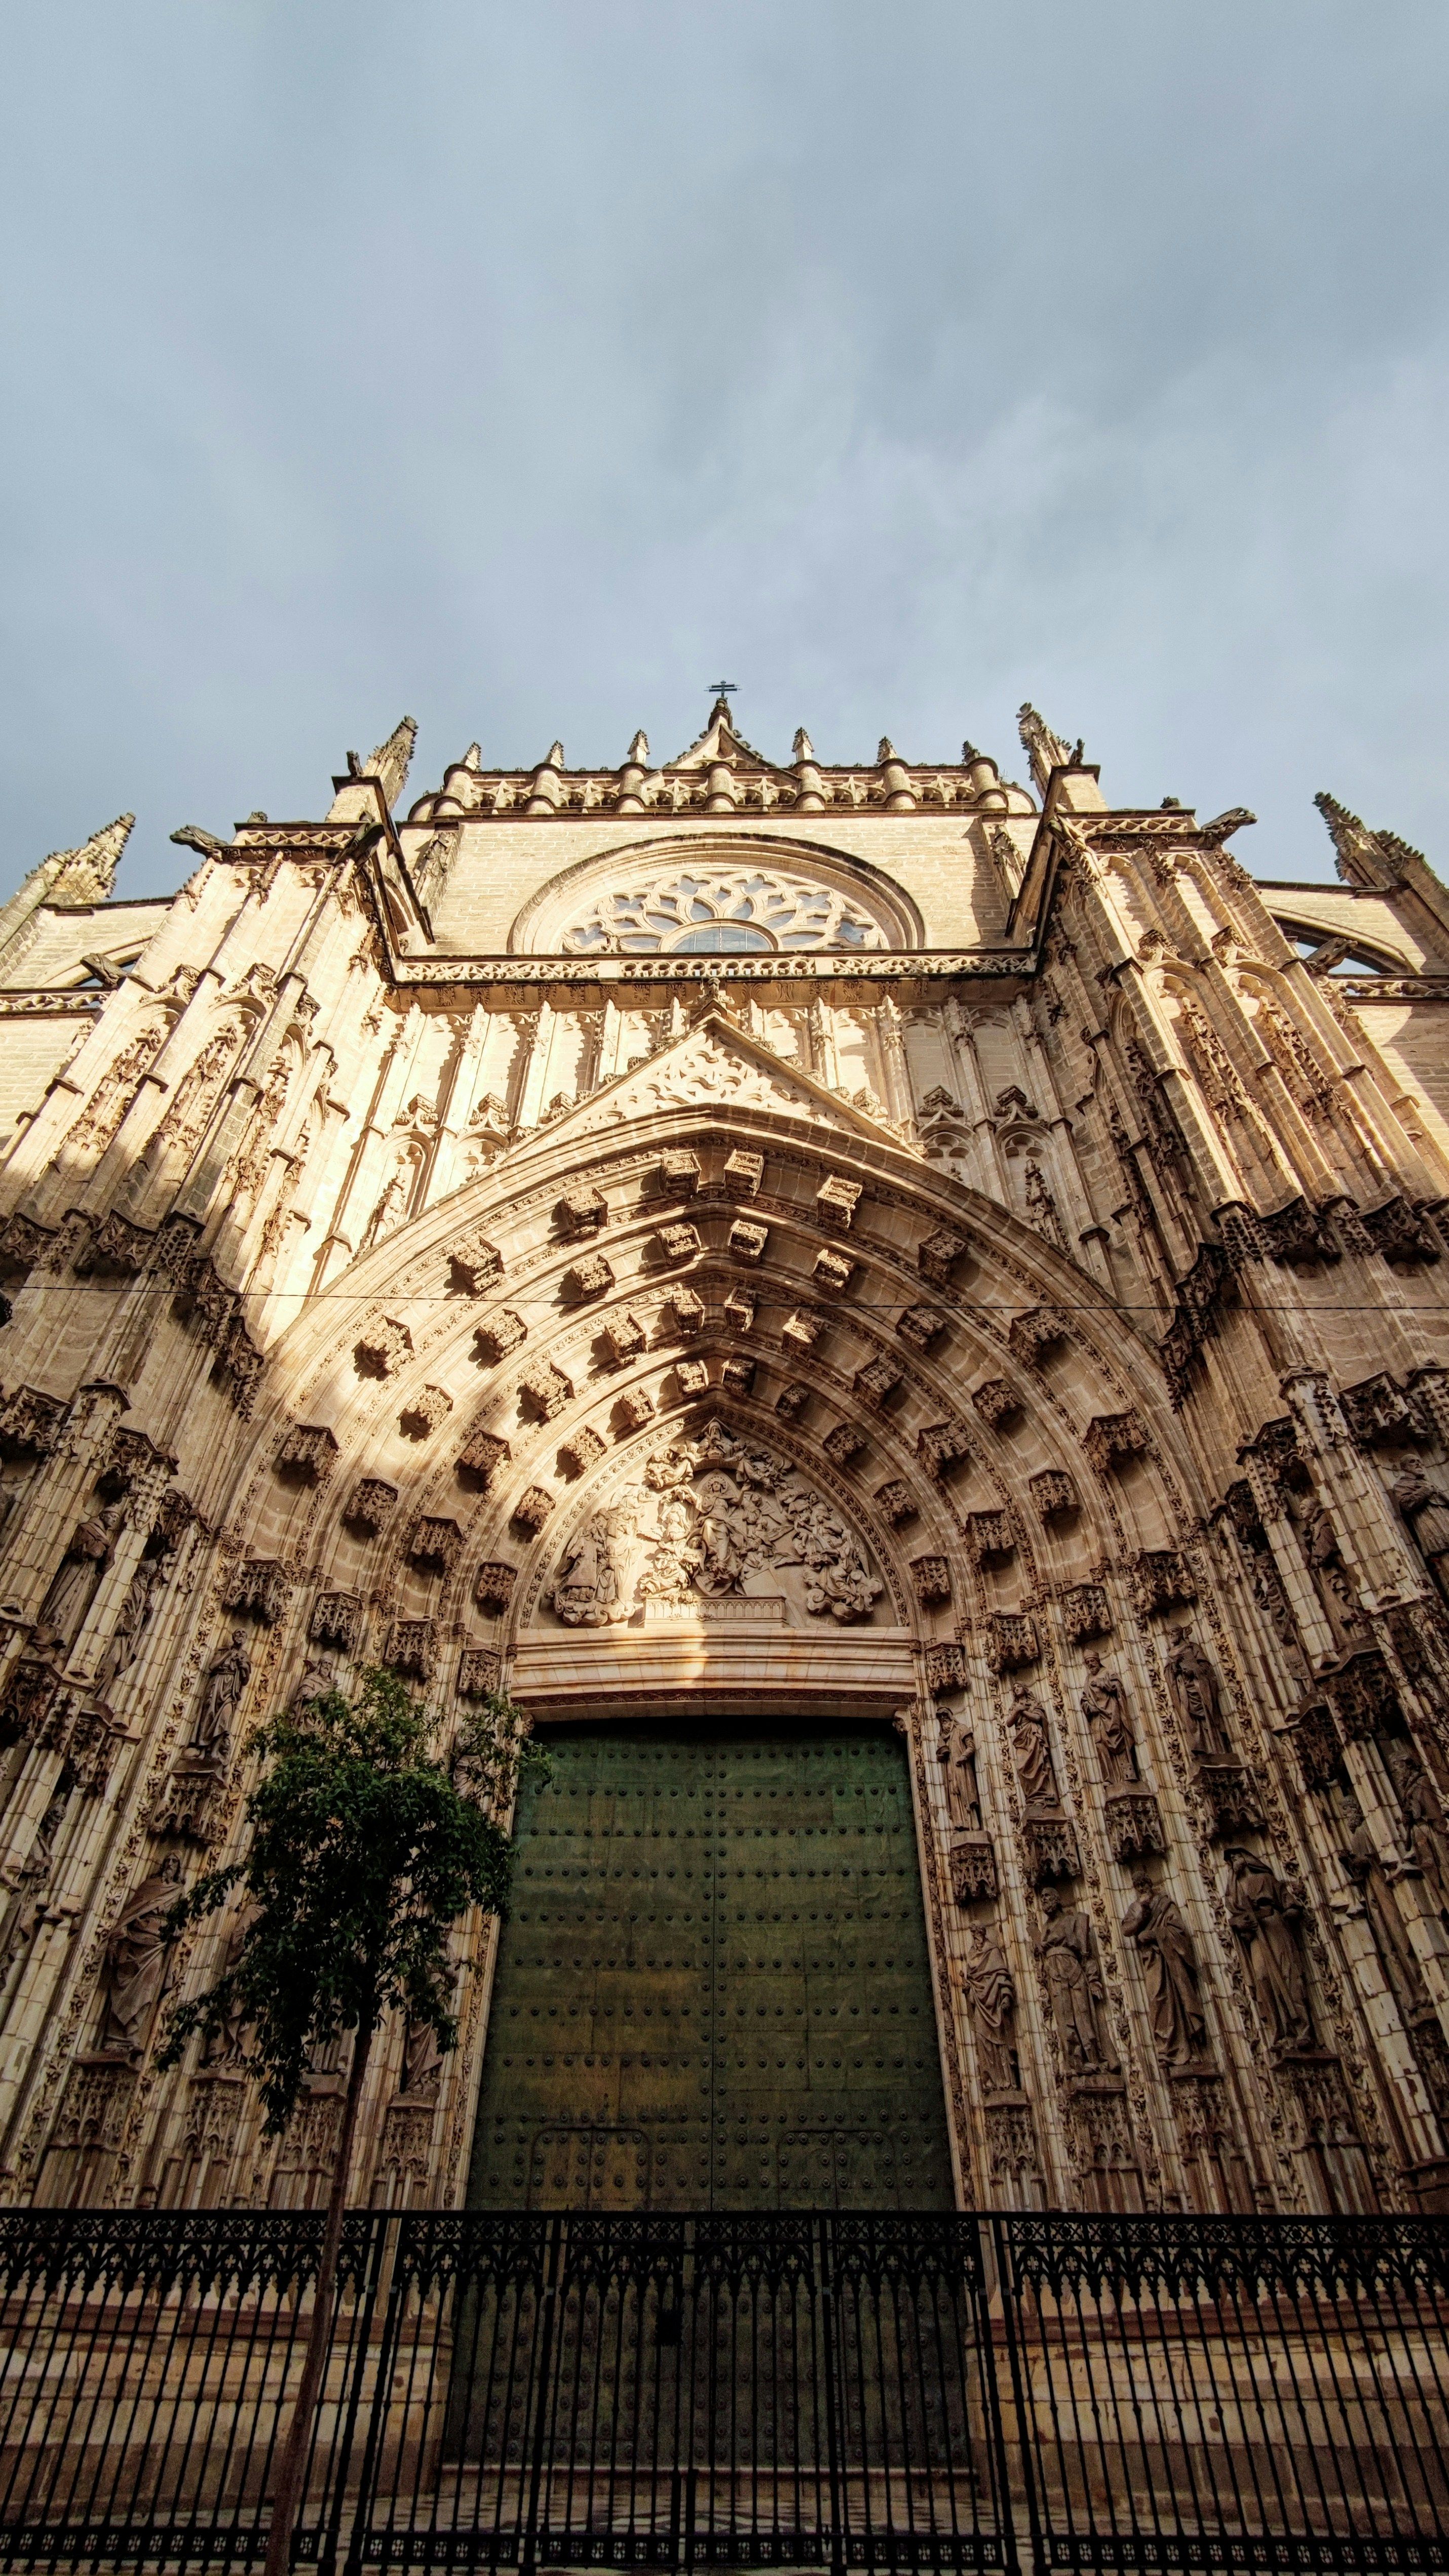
560 866 891 956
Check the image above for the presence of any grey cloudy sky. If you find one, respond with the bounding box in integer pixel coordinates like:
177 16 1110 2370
3 1 1447 900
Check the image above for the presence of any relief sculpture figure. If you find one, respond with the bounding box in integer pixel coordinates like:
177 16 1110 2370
962 1926 1019 2092
97 1855 184 2059
1037 1885 1118 2075
1225 1848 1314 2056
1080 1655 1137 1784
1007 1684 1059 1811
38 1505 122 1649
1165 1629 1232 1760
936 1711 981 1831
1121 1874 1209 2067
549 1422 882 1628
190 1630 251 1761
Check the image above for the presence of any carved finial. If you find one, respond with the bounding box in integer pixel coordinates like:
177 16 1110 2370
1017 703 1073 788
793 728 815 762
365 716 418 806
626 730 649 764
462 743 482 771
1314 791 1417 890
169 824 230 863
346 750 364 778
543 741 565 769
878 737 896 762
43 814 135 904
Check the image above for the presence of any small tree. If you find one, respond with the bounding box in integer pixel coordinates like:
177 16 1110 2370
159 1665 537 2576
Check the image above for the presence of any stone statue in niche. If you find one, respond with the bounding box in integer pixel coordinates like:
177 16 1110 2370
961 1926 1019 2092
1006 1684 1060 1811
1164 1629 1233 1760
198 1903 259 2069
37 1503 123 1649
190 1630 252 1762
1387 1745 1449 1914
1080 1656 1138 1784
1293 1495 1366 1644
1390 1465 1449 1598
1036 1886 1118 2075
936 1711 981 1831
547 1420 883 1628
1338 1795 1431 2019
1225 1848 1314 2057
98 1552 164 1689
1121 1874 1209 2067
292 1653 338 1718
0 1783 70 1978
97 1854 184 2059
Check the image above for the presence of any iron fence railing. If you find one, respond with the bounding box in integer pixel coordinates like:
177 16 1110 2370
0 2209 1442 2573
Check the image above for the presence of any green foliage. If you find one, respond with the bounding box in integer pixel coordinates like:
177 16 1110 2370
157 1665 514 2134
450 1688 553 1817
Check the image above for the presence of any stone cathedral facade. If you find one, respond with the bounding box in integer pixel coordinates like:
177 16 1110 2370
0 695 1447 2220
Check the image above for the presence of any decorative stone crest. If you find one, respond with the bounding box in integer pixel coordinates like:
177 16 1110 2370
401 1385 453 1439
475 1563 517 1611
274 1422 338 1486
1082 1410 1150 1474
855 1356 902 1406
909 1556 951 1605
0 1388 66 1458
816 1175 861 1229
602 1313 647 1363
972 1378 1022 1431
729 1219 768 1263
723 1286 756 1330
984 1613 1041 1675
782 1310 825 1353
1061 1583 1111 1643
567 1253 614 1299
1131 1549 1197 1617
407 1517 463 1575
448 1232 504 1294
775 1382 810 1420
724 1150 763 1197
345 1477 397 1536
656 1222 700 1260
459 1646 501 1698
457 1427 510 1487
1029 1469 1077 1521
512 1486 556 1533
898 1304 947 1351
1103 1790 1167 1863
675 1359 710 1397
559 1425 607 1474
948 1837 998 1905
475 1311 527 1364
919 1227 968 1285
354 1318 412 1378
386 1619 437 1681
813 1247 854 1293
1007 1306 1069 1367
823 1421 867 1466
917 1419 972 1476
221 1558 288 1625
519 1362 572 1420
925 1642 966 1691
964 1511 1014 1564
670 1287 705 1333
875 1480 917 1526
660 1150 700 1194
545 1419 884 1628
559 1187 607 1236
311 1592 362 1654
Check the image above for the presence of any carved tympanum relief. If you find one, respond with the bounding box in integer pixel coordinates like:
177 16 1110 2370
543 1419 885 1628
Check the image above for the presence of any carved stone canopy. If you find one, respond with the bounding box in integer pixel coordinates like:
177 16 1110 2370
542 1417 887 1631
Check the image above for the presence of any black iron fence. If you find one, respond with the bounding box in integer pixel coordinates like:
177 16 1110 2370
0 2209 1444 2574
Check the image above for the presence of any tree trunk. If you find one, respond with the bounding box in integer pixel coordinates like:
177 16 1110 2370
262 2020 374 2576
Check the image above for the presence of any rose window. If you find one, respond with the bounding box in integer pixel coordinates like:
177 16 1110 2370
560 867 890 956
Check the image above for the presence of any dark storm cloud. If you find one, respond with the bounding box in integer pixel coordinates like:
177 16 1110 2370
3 1 1447 895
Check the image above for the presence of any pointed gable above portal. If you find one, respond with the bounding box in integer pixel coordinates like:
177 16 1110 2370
665 695 780 777
544 1011 914 1148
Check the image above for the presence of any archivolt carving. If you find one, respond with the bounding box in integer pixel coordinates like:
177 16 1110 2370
543 1419 885 1629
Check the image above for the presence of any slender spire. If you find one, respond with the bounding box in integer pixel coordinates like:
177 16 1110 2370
43 814 134 905
792 728 815 762
1017 703 1074 791
626 730 650 765
364 716 418 808
1314 792 1414 890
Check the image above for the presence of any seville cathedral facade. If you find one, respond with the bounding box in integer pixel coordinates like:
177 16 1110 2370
0 694 1448 2222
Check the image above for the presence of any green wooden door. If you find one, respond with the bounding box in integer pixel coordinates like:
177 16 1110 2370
466 1725 955 2210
